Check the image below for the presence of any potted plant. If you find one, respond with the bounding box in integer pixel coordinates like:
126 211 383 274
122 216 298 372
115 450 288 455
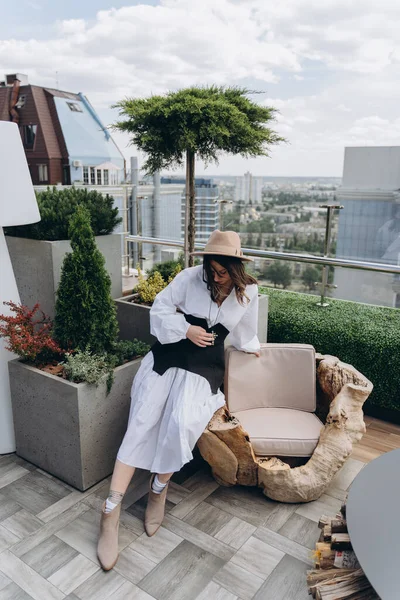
5 186 123 318
116 260 183 345
2 206 149 491
116 258 269 345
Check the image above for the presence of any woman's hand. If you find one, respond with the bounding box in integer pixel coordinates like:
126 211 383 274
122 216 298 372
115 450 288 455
245 350 260 357
187 326 214 348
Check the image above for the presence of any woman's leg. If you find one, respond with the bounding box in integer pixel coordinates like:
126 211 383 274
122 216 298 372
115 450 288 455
145 471 174 537
97 460 137 571
103 459 136 514
156 472 173 484
110 459 136 494
150 471 173 495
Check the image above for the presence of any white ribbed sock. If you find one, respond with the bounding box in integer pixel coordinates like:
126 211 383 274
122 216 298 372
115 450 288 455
104 490 124 513
151 474 167 495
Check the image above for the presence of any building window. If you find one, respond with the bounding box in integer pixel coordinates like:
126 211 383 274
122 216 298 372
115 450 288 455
15 95 26 109
67 102 83 113
96 170 102 185
103 170 109 185
83 166 89 184
21 125 37 150
90 167 96 185
38 164 48 182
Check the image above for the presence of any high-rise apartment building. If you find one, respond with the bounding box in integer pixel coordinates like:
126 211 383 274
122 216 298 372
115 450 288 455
334 146 400 307
161 176 220 244
137 175 184 266
235 171 263 204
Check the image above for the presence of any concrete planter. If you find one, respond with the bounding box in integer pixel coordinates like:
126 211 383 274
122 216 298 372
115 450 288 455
257 294 269 343
116 295 155 346
6 234 122 318
8 357 142 491
116 292 269 345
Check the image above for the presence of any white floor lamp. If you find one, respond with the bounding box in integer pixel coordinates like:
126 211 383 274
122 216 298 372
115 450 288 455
0 121 40 454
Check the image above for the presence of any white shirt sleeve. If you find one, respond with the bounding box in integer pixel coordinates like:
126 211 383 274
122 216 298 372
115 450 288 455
150 269 191 345
229 287 261 353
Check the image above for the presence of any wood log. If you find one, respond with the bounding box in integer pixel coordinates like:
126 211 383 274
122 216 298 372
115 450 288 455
331 518 348 534
319 557 336 569
258 378 372 502
316 542 334 553
331 533 352 550
206 407 258 486
315 569 377 599
318 515 331 529
314 542 336 568
196 429 238 486
308 506 379 600
323 525 332 542
317 356 369 405
200 354 372 504
307 568 355 585
307 569 356 598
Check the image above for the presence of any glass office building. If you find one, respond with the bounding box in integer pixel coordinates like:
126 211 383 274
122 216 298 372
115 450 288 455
333 147 400 307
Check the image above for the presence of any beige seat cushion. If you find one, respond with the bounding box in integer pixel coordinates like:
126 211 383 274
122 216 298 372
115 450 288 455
225 344 316 414
233 407 324 457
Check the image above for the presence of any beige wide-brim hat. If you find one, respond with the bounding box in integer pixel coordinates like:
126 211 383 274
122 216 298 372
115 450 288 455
190 230 253 262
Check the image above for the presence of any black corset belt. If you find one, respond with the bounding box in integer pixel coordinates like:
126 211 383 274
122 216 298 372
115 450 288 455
151 314 229 394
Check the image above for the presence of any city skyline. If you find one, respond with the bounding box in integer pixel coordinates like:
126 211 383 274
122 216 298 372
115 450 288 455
2 1 400 177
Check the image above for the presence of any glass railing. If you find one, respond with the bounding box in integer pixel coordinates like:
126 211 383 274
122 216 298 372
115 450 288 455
35 183 400 309
126 234 400 309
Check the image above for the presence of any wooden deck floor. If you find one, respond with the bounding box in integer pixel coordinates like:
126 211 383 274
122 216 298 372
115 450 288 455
0 415 398 600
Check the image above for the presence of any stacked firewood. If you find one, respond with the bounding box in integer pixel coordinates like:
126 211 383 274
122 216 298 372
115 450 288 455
306 502 380 599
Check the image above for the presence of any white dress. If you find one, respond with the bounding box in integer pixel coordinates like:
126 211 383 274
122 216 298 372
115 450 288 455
117 265 260 474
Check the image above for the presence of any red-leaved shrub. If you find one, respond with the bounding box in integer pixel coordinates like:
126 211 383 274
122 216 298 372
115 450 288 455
0 301 64 365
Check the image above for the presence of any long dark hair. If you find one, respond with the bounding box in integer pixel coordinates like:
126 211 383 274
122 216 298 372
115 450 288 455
203 255 258 306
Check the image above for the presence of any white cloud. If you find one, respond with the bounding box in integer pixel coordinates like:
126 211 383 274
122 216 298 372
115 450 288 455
57 19 86 35
2 0 400 175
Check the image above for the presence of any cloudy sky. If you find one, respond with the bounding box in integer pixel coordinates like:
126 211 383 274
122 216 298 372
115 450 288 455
2 0 400 177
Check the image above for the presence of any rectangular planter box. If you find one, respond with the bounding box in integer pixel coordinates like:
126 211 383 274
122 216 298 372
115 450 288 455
116 295 156 346
6 234 123 318
257 293 269 344
116 293 269 345
9 357 142 491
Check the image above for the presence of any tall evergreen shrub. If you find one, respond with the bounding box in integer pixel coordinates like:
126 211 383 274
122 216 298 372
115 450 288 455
54 206 118 354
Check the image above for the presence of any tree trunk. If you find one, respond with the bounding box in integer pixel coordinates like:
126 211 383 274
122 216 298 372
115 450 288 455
185 149 196 268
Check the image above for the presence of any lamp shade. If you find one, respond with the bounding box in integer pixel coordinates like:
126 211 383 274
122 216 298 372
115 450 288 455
0 121 40 226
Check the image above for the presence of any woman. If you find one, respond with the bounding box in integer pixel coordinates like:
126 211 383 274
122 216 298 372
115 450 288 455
97 230 260 571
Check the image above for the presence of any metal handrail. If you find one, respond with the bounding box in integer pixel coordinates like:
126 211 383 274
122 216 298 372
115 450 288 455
126 234 400 276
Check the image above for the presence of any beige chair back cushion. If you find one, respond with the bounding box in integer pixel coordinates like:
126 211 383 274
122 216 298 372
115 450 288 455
225 343 316 414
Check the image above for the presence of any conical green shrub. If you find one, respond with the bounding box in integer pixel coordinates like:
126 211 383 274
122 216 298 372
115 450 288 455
54 205 118 354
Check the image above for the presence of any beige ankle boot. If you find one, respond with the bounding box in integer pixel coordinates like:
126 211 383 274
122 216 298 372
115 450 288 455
97 501 121 570
145 475 169 537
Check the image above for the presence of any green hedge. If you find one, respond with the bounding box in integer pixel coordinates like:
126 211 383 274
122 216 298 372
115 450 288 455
262 287 400 413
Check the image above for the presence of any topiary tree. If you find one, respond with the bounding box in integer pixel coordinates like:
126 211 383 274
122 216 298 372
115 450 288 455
54 205 118 354
113 86 284 265
4 186 121 241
